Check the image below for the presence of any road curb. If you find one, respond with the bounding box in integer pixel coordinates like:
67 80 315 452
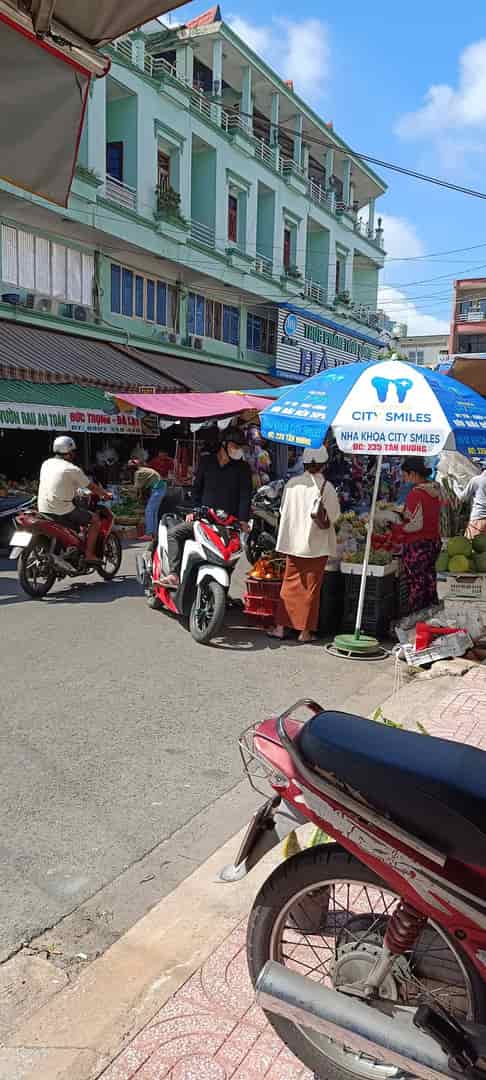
2 825 280 1080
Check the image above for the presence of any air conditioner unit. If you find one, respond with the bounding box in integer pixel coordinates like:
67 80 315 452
1 291 23 305
74 305 88 322
193 337 203 350
57 302 74 319
168 332 178 344
35 296 53 313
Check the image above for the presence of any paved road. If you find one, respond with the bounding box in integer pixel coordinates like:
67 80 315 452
1 544 394 960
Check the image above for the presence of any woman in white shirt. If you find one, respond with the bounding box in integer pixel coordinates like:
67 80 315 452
268 445 340 643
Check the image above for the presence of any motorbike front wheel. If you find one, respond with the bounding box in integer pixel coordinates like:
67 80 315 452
189 580 226 644
247 846 486 1080
97 532 122 580
18 537 56 598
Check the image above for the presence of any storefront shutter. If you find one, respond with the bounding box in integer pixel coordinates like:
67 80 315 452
52 243 67 297
1 224 18 285
18 230 35 290
81 253 94 306
67 248 82 303
35 236 51 294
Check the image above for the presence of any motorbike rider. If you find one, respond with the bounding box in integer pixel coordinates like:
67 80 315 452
159 429 252 588
37 436 111 564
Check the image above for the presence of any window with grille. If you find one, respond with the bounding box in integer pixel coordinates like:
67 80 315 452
110 260 176 327
188 292 239 344
247 313 277 354
283 227 291 269
1 224 94 305
157 151 171 193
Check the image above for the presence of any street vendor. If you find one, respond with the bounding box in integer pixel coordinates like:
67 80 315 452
129 459 166 540
393 457 443 614
461 468 486 540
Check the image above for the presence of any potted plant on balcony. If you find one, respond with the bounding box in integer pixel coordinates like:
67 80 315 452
336 290 351 306
285 265 302 281
155 185 186 224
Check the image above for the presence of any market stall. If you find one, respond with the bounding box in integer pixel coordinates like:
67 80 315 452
260 357 486 656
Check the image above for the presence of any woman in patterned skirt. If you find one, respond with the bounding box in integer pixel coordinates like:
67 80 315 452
397 458 443 613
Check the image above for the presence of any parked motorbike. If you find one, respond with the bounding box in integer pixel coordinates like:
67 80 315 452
0 492 35 553
244 480 283 564
10 494 122 598
221 699 486 1080
136 506 243 644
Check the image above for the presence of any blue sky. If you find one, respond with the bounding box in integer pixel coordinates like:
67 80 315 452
164 0 486 333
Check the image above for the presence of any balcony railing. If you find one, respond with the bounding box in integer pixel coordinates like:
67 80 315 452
113 37 133 63
304 279 326 306
254 138 278 170
190 87 212 121
280 156 306 180
105 174 137 211
457 303 486 322
190 219 215 248
254 252 273 278
307 178 335 213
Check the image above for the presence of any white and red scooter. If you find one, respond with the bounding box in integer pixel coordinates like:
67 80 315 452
137 506 242 644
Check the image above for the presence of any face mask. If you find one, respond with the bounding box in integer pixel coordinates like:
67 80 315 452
228 446 244 461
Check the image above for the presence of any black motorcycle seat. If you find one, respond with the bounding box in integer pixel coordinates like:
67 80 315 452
298 711 486 866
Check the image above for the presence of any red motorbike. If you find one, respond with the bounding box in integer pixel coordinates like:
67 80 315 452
10 494 122 598
222 699 486 1080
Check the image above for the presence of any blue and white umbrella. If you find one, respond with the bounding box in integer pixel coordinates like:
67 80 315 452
260 359 486 646
260 358 486 461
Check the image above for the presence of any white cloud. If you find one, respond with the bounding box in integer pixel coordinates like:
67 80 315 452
378 285 450 335
375 215 449 334
395 39 486 173
379 213 425 260
228 15 331 101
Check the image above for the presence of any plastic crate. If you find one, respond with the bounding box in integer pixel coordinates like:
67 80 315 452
340 560 398 578
245 577 282 600
341 592 395 638
442 574 486 600
319 570 345 636
343 569 396 602
395 566 408 618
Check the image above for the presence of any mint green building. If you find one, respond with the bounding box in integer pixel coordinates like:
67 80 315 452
0 6 387 388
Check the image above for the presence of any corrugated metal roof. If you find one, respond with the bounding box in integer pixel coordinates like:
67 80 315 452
0 378 116 411
128 348 279 392
0 321 186 390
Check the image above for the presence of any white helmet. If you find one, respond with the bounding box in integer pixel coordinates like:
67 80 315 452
53 435 76 455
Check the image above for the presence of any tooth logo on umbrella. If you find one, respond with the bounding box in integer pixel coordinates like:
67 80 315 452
371 376 414 404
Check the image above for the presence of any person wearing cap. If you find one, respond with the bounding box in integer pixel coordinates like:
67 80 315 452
392 457 443 614
268 445 340 643
159 429 252 588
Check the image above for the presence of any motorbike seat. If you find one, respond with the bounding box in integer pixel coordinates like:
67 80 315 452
298 711 486 866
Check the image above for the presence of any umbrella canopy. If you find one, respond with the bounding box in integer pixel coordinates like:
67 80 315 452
260 359 486 462
114 391 273 421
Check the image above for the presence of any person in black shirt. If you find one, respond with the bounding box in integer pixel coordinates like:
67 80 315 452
160 429 252 587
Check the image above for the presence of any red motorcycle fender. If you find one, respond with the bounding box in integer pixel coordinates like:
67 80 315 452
219 798 308 883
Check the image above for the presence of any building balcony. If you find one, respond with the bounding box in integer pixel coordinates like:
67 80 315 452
457 303 486 323
190 218 216 248
105 175 137 211
254 252 273 278
303 279 326 306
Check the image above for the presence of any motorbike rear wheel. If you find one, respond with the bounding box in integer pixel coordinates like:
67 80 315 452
18 537 56 598
247 846 486 1080
97 532 122 580
189 580 226 644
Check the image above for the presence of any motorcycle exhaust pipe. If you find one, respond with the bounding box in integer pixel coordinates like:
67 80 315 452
256 961 455 1080
51 554 78 577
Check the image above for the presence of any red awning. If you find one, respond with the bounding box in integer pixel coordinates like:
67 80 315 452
114 391 273 420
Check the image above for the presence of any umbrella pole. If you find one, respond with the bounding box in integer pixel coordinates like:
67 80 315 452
354 453 383 638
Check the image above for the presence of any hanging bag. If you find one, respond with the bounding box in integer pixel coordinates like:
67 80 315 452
310 477 330 530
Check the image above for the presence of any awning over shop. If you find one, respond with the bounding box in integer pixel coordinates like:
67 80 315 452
114 391 273 421
125 347 281 393
0 378 151 434
0 321 186 390
0 2 188 205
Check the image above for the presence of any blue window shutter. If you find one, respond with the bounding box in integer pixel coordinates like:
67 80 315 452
156 281 167 325
232 307 240 345
111 264 121 313
223 305 230 343
187 293 195 334
121 269 133 316
146 279 155 320
246 313 253 349
196 294 205 336
106 141 123 181
135 276 144 317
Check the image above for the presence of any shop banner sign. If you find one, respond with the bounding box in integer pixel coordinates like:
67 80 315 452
272 308 381 381
0 402 143 434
